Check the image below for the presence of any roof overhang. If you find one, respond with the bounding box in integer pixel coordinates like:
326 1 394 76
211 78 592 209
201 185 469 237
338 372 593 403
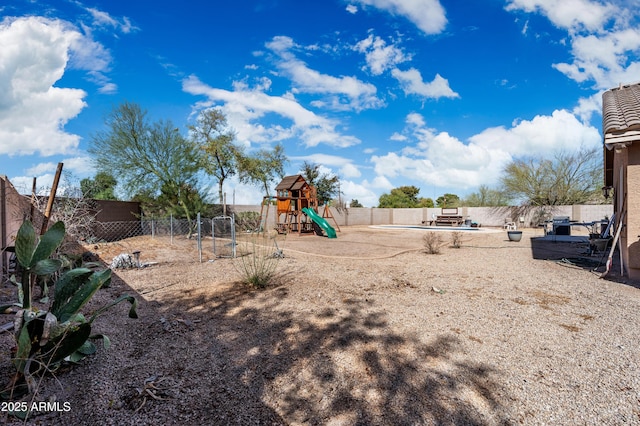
604 130 640 148
603 132 639 188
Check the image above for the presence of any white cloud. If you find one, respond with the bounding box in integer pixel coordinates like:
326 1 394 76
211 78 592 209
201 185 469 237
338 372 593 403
292 153 362 178
9 175 55 195
183 75 361 148
470 109 602 156
9 155 96 195
505 0 619 32
224 177 264 204
391 68 459 99
348 0 447 35
553 28 640 89
59 155 95 175
340 179 379 206
354 33 411 75
572 92 603 123
24 162 59 177
369 110 600 192
370 175 394 189
340 163 361 178
0 17 89 157
84 7 138 34
266 36 384 111
346 4 359 14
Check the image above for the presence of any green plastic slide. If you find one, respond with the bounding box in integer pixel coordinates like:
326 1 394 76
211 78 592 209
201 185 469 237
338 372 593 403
301 207 337 238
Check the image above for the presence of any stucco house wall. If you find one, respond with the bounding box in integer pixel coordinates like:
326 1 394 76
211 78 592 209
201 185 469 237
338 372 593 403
626 146 640 276
602 82 640 280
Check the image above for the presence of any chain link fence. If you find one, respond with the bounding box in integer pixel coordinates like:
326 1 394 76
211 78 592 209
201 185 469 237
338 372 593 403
88 217 207 242
87 215 235 261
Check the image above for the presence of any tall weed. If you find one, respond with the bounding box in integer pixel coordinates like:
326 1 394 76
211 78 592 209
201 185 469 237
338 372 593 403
234 232 283 288
450 231 464 249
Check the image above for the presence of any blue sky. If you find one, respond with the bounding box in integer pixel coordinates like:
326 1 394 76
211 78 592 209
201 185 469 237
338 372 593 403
1 0 638 206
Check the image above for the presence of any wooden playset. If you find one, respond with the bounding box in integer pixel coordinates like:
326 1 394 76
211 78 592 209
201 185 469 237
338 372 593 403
259 175 339 237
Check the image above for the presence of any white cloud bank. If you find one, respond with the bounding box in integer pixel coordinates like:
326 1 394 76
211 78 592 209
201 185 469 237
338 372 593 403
0 17 87 157
369 109 601 193
0 14 122 158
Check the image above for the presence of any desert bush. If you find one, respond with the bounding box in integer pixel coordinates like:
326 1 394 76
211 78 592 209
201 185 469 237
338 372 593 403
423 232 445 254
450 231 463 249
1 220 137 409
234 232 283 288
235 211 261 233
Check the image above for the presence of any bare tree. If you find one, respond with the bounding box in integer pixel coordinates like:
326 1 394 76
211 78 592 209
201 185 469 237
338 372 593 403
500 147 604 206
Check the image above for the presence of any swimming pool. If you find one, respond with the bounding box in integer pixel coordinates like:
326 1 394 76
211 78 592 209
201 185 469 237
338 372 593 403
370 225 501 233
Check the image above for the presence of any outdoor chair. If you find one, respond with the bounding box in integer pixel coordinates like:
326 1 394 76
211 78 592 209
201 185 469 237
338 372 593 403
503 219 517 230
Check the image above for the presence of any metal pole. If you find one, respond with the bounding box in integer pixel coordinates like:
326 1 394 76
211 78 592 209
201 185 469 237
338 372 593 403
170 214 173 245
0 177 6 275
197 212 202 263
211 218 215 260
231 215 236 258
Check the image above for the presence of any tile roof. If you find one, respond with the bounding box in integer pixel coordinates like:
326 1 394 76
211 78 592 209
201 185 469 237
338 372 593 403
602 82 640 136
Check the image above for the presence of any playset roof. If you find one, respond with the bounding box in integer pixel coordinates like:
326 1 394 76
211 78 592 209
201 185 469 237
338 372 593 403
275 174 309 191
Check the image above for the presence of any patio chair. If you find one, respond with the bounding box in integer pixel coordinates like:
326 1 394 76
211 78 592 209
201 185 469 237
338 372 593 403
503 219 517 230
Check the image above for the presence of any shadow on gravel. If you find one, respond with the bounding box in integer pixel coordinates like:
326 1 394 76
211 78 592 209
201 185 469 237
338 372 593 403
530 236 635 286
151 281 514 425
4 269 513 425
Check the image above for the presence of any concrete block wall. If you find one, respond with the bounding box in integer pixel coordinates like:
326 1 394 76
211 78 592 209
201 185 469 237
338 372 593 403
390 208 425 225
338 207 370 226
229 204 613 229
371 208 392 225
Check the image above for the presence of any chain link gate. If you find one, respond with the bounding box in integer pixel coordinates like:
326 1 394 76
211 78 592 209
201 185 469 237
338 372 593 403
212 216 236 258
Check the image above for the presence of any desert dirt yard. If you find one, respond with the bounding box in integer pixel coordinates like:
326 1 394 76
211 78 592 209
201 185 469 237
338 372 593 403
2 225 640 425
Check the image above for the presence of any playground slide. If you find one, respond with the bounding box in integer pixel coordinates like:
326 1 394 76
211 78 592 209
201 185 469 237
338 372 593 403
301 207 337 238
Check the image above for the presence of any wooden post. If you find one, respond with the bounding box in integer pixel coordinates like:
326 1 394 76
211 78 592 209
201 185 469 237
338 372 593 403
40 162 63 235
29 177 37 221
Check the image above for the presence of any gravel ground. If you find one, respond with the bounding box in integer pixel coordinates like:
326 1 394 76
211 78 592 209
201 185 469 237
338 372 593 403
1 225 639 425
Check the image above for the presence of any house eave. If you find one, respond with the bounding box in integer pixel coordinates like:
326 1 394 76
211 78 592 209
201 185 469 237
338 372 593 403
604 131 640 149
